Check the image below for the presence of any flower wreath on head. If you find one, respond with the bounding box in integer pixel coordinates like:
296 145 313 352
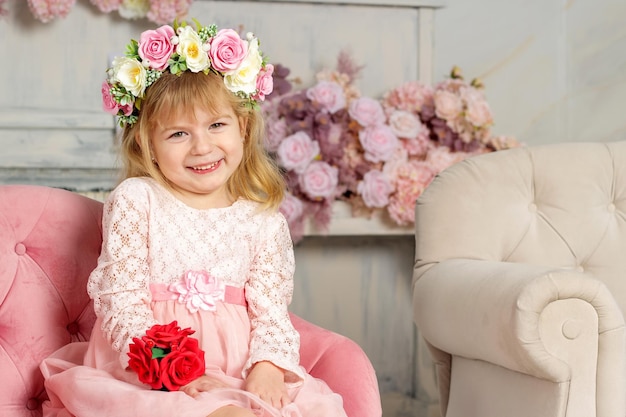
102 19 275 127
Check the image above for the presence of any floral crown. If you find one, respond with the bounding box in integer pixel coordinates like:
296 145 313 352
102 19 275 127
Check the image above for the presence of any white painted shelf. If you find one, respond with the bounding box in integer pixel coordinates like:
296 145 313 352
303 201 413 236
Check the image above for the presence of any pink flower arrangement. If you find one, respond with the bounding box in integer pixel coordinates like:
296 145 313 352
27 0 76 23
25 0 193 23
264 56 520 242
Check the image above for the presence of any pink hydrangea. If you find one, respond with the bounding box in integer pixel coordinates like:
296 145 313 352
147 0 192 25
28 0 76 23
90 0 122 13
382 81 433 114
387 160 435 226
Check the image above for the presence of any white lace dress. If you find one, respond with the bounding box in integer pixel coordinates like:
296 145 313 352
40 177 346 417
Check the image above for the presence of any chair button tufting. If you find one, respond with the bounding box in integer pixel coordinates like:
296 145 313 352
15 243 26 255
528 203 537 212
562 319 582 340
608 203 616 213
26 398 39 410
66 322 80 335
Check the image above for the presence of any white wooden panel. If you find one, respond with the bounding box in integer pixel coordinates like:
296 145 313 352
433 0 626 146
189 0 421 97
290 236 417 394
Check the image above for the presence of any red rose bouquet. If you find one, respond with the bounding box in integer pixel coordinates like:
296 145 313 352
127 321 205 391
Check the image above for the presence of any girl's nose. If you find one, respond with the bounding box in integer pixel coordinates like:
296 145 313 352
190 136 214 155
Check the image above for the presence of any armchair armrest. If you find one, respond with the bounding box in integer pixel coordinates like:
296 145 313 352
413 259 625 382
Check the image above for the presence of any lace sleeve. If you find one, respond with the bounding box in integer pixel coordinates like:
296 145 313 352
244 213 305 384
87 180 157 367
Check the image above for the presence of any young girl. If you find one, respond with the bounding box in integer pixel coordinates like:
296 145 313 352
40 20 349 417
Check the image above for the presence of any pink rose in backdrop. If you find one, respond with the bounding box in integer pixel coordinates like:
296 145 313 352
306 81 346 114
349 97 386 127
277 131 320 174
387 110 423 140
280 192 305 225
138 25 176 70
209 29 248 72
358 170 393 208
299 161 339 200
264 116 288 152
262 57 519 239
254 64 274 101
358 124 400 163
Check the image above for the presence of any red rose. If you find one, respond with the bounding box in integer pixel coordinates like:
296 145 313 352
127 337 161 389
159 337 206 391
128 321 205 391
145 321 195 349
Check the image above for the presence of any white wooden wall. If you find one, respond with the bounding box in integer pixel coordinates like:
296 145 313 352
0 1 443 416
433 0 626 147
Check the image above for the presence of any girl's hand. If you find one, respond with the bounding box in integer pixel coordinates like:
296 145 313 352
180 375 229 398
243 361 291 409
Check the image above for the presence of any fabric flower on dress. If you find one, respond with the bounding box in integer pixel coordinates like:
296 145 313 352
168 270 226 313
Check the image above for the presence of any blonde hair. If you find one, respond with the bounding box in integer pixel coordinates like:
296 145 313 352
118 71 285 210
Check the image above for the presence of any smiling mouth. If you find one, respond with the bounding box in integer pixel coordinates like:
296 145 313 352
190 160 221 172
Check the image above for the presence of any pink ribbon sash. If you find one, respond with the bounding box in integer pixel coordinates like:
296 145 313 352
149 283 247 307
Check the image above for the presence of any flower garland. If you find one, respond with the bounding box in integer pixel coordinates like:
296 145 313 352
127 321 205 391
263 53 520 243
25 0 193 24
102 19 273 127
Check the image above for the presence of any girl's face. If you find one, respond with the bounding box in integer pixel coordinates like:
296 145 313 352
149 103 245 209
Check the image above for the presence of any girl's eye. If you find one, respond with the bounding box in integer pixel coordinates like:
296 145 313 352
210 122 225 129
170 131 186 138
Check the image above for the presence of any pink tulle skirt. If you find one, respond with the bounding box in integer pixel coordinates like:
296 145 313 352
40 298 346 417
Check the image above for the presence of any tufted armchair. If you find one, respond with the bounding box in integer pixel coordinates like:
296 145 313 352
0 185 381 417
412 141 626 417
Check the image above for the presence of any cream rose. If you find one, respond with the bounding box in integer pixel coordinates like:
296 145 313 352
434 90 463 121
112 56 147 97
388 110 423 139
223 37 262 95
176 26 210 73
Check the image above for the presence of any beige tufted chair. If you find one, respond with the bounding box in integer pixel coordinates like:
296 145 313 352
412 141 626 417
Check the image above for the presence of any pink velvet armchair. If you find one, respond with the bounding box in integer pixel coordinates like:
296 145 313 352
0 184 381 417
